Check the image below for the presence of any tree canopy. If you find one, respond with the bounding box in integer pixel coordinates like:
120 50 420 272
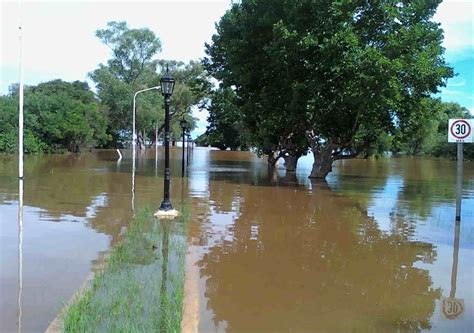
0 80 109 153
204 0 454 178
91 22 209 148
90 21 163 146
202 87 249 150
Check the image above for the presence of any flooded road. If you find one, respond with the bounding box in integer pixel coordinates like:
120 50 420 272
1 149 473 332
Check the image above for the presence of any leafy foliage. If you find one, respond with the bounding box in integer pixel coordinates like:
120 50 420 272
204 87 249 150
91 22 209 147
91 21 163 146
428 102 474 160
0 80 109 153
205 0 454 177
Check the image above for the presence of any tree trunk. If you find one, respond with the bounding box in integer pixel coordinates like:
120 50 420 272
282 171 297 184
309 146 333 179
68 143 80 153
267 151 280 168
137 132 145 150
283 154 299 172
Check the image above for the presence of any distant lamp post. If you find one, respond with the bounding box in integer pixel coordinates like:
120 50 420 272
132 86 160 214
156 66 177 217
186 131 191 166
180 118 187 177
132 86 160 158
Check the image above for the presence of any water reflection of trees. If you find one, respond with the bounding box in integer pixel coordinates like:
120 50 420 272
330 158 390 210
0 153 187 244
198 181 440 332
394 158 459 220
332 157 474 221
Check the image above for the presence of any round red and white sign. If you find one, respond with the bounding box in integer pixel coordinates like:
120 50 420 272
442 297 464 320
448 119 474 143
450 120 471 139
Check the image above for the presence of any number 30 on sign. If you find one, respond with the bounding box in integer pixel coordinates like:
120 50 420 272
448 119 474 143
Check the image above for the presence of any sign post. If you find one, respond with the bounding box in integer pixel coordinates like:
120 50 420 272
440 219 464 321
448 119 473 221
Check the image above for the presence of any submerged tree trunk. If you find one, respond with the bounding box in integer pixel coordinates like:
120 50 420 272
137 131 146 150
306 131 360 179
68 143 80 153
267 150 282 168
282 170 297 184
306 131 337 180
309 147 334 179
283 154 299 172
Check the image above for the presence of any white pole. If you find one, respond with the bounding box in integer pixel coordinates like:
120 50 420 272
132 86 161 159
131 155 136 213
18 0 24 179
155 125 158 172
17 178 23 333
132 92 137 167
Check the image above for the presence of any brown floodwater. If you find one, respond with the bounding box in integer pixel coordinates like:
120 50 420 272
0 149 473 332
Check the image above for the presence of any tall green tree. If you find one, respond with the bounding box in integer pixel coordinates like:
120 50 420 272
158 60 211 145
390 100 474 160
91 22 209 148
204 87 249 150
91 21 163 147
393 98 442 155
205 0 453 178
429 102 474 160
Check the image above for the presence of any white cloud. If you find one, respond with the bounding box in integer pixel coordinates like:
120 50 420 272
0 0 231 93
433 0 473 25
433 0 474 54
440 88 464 96
447 80 466 87
191 105 209 138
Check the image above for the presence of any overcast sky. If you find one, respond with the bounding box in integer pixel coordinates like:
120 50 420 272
1 0 473 137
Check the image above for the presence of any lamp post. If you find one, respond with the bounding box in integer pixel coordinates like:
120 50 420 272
186 131 191 166
180 118 187 177
157 67 176 214
132 86 160 159
132 86 160 215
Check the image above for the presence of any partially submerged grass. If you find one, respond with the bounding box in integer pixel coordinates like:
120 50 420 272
63 207 189 332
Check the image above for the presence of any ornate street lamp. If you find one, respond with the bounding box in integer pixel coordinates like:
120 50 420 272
157 66 176 214
180 118 187 177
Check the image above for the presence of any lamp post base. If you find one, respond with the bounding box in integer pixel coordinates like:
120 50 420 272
154 209 179 219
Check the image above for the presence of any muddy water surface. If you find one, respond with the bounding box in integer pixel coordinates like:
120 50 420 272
1 149 473 332
184 151 474 332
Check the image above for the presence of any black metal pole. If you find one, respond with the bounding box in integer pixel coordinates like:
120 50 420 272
159 221 169 332
181 127 185 177
159 96 173 211
187 136 191 166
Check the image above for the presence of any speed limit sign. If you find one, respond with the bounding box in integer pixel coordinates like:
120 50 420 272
441 297 464 320
448 119 473 143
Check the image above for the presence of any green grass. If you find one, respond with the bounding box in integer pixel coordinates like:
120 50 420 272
63 207 189 333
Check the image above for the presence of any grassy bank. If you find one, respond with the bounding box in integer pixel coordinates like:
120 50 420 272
63 208 189 332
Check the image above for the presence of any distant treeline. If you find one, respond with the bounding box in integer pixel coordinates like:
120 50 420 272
196 96 474 160
0 80 108 153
